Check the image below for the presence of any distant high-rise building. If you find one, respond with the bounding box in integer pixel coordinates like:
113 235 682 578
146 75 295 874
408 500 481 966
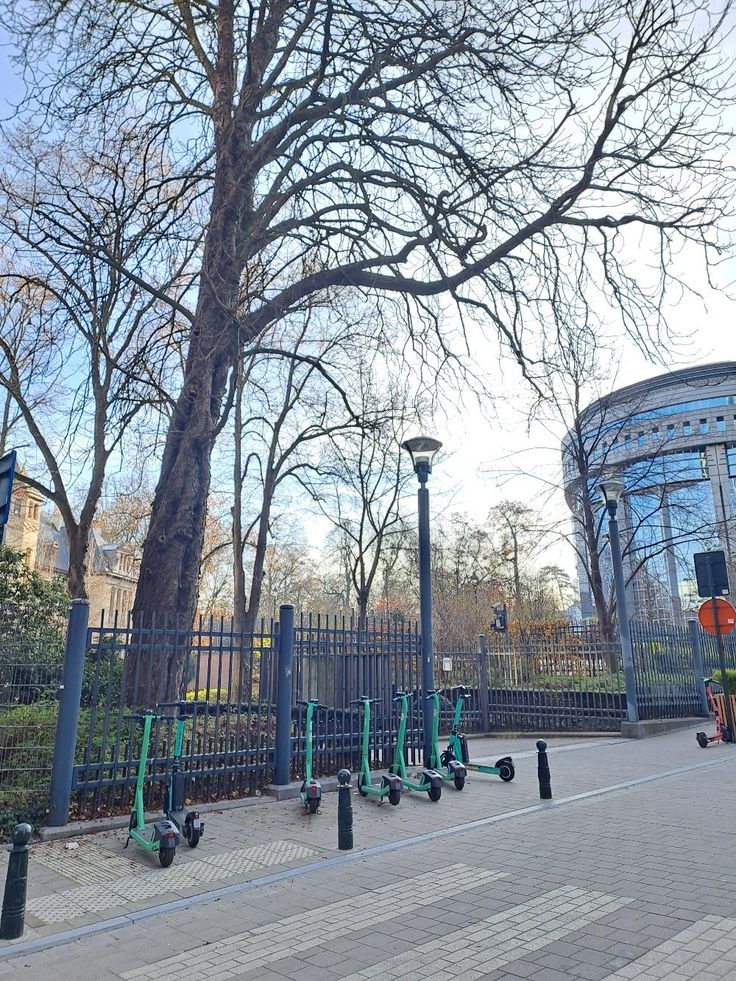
562 362 736 625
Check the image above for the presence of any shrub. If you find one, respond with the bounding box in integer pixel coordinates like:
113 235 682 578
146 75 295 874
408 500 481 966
186 688 228 703
0 697 133 838
712 669 736 696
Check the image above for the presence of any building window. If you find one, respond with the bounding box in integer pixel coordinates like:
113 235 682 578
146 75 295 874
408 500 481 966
638 432 646 446
12 500 21 515
666 424 675 439
699 418 709 435
625 435 632 451
683 421 692 436
717 416 726 432
651 428 659 441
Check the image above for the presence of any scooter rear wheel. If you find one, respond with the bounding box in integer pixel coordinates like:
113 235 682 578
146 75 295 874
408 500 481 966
307 797 320 814
159 847 175 868
453 775 465 791
496 758 515 782
388 788 401 806
427 786 441 802
696 731 709 749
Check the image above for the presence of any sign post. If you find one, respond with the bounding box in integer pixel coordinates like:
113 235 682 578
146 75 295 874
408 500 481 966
0 450 17 547
694 551 735 739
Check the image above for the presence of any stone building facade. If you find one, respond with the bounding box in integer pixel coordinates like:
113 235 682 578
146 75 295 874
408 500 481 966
3 481 138 623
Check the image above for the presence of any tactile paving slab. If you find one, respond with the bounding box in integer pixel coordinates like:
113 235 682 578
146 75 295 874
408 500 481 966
28 839 319 923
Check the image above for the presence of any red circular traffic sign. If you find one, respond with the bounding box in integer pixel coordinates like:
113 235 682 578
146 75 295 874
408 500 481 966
698 598 736 636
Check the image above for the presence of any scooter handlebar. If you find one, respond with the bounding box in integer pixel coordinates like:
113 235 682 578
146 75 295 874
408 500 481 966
349 697 380 705
124 711 181 724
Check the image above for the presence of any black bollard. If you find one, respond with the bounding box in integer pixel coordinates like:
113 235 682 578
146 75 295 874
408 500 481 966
536 740 552 800
0 823 32 940
337 768 353 851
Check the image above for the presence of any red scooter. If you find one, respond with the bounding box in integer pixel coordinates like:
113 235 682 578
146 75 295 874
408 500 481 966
696 677 733 748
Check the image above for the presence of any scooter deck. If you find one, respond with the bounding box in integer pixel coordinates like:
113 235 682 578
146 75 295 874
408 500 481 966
464 761 502 774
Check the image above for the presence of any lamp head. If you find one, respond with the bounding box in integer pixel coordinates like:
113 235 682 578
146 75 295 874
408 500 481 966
401 436 442 480
598 478 625 513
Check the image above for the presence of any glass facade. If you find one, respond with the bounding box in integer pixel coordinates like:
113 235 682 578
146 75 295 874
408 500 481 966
567 365 736 626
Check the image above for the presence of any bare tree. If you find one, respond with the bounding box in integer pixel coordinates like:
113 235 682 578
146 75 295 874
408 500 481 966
4 0 731 641
0 132 190 597
306 374 416 623
489 501 550 622
429 513 502 650
231 313 361 633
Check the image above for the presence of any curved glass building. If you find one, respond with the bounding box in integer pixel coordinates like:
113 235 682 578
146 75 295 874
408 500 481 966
563 362 736 625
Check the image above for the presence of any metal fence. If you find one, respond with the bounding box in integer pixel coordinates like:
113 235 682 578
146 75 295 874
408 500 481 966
291 614 423 779
2 604 726 832
71 612 277 819
700 626 736 675
440 628 627 733
630 621 703 720
0 632 63 836
69 610 423 818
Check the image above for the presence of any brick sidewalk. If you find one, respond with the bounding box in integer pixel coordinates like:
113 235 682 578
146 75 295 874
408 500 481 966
1 729 735 979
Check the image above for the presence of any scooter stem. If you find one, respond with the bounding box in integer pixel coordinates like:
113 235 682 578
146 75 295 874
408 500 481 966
135 714 153 832
394 694 408 777
305 702 314 782
452 693 464 733
361 699 371 777
168 715 185 814
428 692 441 770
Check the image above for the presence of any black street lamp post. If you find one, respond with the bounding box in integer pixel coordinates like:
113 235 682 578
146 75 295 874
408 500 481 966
598 478 639 724
402 436 442 764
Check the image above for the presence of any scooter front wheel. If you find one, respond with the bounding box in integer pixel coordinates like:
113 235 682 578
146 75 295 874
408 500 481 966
184 814 201 847
159 847 175 868
357 773 368 797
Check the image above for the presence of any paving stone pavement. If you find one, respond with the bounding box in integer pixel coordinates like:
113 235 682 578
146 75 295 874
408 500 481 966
1 729 736 979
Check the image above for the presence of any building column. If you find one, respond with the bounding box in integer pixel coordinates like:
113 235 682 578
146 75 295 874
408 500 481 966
706 444 734 564
660 492 683 625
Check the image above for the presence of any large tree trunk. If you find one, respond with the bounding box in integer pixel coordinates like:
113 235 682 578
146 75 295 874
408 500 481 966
132 187 243 700
66 525 89 600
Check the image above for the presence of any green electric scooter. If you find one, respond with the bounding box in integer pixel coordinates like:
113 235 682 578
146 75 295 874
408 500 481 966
161 701 205 846
389 691 443 801
351 696 403 805
297 698 325 814
426 689 469 790
442 686 515 782
125 711 180 867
